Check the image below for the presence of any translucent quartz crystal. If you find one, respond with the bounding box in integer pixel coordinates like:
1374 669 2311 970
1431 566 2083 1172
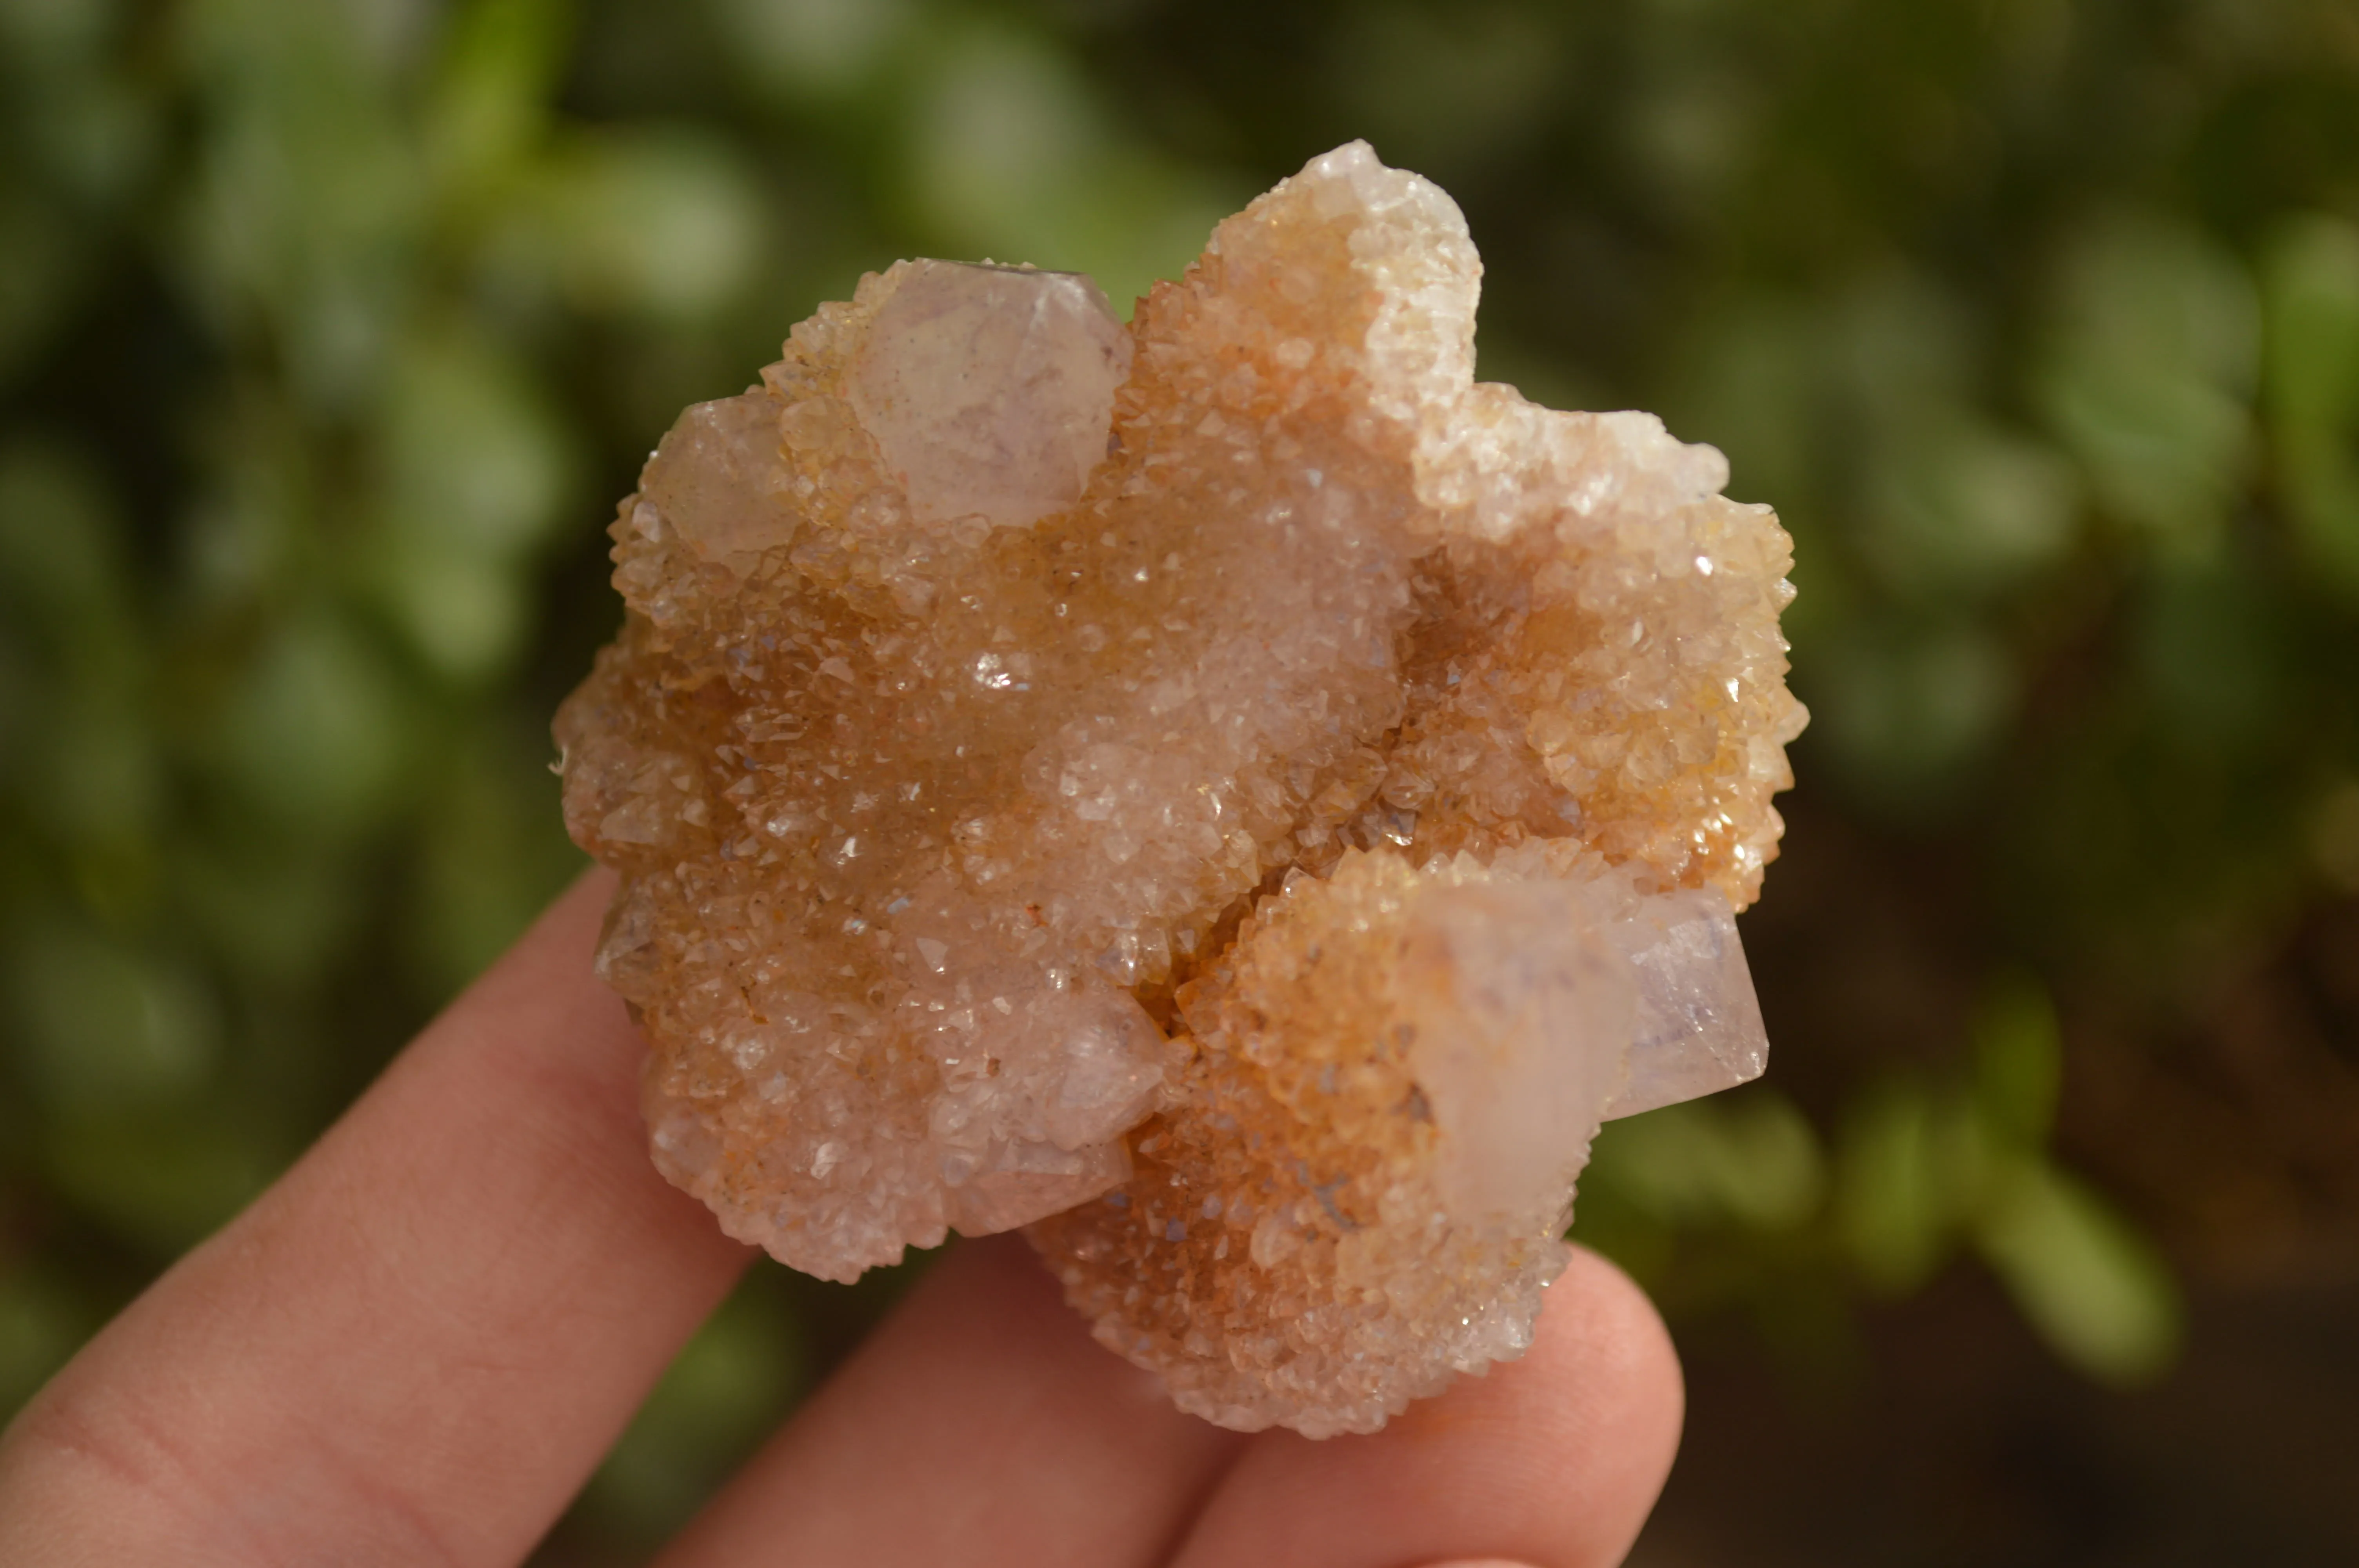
555 142 1804 1436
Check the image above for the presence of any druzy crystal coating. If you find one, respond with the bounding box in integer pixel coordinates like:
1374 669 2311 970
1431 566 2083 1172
555 143 1803 1436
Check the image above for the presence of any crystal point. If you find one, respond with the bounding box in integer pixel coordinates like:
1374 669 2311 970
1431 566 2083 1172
555 141 1803 1433
846 261 1131 533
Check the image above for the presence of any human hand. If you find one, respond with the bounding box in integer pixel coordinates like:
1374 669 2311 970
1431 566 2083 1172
0 872 1683 1567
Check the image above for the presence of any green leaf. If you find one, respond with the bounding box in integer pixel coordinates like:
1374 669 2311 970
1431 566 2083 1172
363 538 531 682
6 927 218 1114
539 127 766 322
378 332 570 560
2264 215 2359 433
0 183 82 385
2261 214 2359 596
1590 1091 1826 1232
901 24 1241 317
2034 212 2256 550
0 0 119 67
427 0 573 192
1667 295 1825 526
707 0 914 103
1972 1158 2181 1385
408 726 583 993
364 331 570 679
1332 4 1565 175
1836 1082 1956 1294
175 0 431 406
0 438 130 642
1859 414 2079 599
1970 970 2061 1147
21 701 162 849
173 834 364 987
215 608 418 839
0 1269 90 1421
1804 612 2014 808
42 1111 275 1257
1587 1104 1729 1227
2131 549 2288 755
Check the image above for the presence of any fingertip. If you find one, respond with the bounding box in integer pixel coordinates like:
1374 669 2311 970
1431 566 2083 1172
1547 1243 1685 1430
656 1234 1242 1568
0 867 754 1567
1165 1243 1687 1568
1521 1245 1685 1555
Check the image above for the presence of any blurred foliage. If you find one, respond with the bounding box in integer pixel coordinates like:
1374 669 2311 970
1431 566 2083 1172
1582 977 2181 1387
3 0 2356 1552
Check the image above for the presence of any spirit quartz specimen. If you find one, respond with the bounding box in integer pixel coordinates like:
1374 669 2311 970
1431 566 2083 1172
555 143 1805 1437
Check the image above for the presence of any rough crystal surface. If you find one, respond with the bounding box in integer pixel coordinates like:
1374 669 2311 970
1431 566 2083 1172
554 142 1804 1436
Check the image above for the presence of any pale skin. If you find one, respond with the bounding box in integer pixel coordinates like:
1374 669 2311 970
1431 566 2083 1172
0 871 1685 1567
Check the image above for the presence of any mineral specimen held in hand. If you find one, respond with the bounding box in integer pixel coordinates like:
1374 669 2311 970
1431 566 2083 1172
555 142 1805 1436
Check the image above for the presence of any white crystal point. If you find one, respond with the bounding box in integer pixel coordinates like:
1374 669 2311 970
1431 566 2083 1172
942 1137 1131 1238
847 260 1133 531
1599 886 1770 1120
639 388 795 569
923 970 1168 1236
1398 878 1638 1231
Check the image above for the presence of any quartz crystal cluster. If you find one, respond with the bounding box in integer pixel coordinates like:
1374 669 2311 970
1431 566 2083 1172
555 142 1804 1436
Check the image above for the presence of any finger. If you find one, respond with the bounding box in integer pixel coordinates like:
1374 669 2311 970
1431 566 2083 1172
656 1232 1245 1568
1165 1245 1683 1568
0 870 754 1568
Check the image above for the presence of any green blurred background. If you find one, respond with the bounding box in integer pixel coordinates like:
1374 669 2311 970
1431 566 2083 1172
3 0 2356 1560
